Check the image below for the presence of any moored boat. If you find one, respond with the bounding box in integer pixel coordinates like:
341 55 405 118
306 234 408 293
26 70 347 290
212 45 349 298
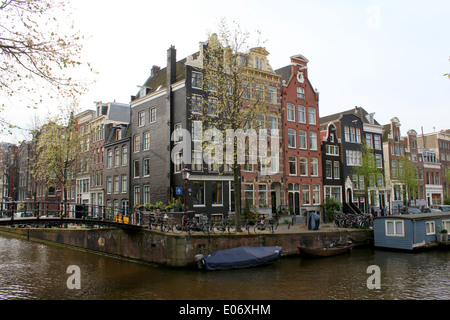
195 246 282 270
297 244 353 257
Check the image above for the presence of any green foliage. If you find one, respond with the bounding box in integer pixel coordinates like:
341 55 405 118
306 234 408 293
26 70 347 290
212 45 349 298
322 198 341 221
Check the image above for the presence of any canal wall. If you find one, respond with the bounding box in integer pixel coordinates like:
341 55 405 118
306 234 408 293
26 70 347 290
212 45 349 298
0 226 373 267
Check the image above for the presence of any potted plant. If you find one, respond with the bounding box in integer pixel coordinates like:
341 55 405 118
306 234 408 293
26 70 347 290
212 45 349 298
441 229 448 242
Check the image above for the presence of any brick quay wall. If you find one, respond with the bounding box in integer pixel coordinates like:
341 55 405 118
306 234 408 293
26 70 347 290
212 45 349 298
0 226 374 268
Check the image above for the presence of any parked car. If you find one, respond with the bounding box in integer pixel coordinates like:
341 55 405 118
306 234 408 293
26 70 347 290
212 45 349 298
422 208 443 213
436 205 450 212
407 207 422 214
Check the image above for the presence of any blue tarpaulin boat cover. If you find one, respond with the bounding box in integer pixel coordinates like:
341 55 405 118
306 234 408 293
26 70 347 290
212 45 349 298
202 246 282 270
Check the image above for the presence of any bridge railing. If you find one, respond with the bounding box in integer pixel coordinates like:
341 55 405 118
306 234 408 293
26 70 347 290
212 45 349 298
0 201 141 226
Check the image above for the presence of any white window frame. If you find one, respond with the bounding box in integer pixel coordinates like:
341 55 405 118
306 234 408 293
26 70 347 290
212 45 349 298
385 220 404 237
426 221 436 235
150 107 156 123
287 103 295 122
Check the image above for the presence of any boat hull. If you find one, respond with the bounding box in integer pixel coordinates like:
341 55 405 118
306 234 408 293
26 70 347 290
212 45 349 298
200 246 282 270
297 245 353 257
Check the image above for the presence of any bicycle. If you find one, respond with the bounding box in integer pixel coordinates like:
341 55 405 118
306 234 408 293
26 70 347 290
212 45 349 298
148 213 171 232
254 218 273 233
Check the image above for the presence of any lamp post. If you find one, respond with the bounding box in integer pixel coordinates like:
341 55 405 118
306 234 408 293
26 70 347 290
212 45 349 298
181 166 191 226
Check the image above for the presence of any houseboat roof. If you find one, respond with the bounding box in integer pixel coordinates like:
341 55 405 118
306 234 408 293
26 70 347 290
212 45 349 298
375 213 450 221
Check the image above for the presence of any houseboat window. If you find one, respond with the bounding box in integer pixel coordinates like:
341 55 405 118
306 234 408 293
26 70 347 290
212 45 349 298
443 220 450 232
385 220 404 236
425 221 435 235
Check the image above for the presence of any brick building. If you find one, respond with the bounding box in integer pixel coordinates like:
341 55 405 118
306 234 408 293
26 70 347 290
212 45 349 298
276 54 322 215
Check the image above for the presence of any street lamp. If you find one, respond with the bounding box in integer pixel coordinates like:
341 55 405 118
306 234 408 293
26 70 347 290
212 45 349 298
181 166 191 225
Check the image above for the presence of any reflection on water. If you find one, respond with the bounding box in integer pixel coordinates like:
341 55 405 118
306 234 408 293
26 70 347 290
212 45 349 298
0 234 448 300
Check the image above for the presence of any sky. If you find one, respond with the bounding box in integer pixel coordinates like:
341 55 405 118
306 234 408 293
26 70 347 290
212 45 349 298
3 0 450 142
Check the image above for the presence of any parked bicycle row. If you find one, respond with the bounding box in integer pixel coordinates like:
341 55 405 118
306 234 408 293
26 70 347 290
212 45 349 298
333 213 373 229
146 213 278 235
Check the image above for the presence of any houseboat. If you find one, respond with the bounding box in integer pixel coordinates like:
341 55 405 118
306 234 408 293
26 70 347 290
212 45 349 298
373 213 450 251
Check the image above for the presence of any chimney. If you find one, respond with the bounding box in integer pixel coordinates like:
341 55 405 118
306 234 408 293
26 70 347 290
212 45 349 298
167 45 177 86
151 65 161 77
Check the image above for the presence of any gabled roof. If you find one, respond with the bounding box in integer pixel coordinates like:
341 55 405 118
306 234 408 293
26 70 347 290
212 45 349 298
319 107 381 126
133 57 187 99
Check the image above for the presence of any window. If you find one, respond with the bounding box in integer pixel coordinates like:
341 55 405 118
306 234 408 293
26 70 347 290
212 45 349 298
174 152 183 173
269 116 277 134
356 128 361 143
121 175 127 193
150 107 156 123
143 158 150 177
107 149 113 168
297 87 305 99
138 111 145 127
386 220 404 236
299 157 308 176
325 161 332 179
143 132 150 150
134 186 141 206
309 132 317 150
288 129 296 148
298 106 306 123
122 146 128 166
207 97 218 116
143 185 150 205
244 184 254 206
326 145 339 156
345 126 350 142
191 94 203 114
366 134 373 148
289 156 297 176
333 161 340 179
312 184 320 204
287 104 295 122
173 123 182 144
133 135 141 153
426 221 436 235
114 175 120 194
106 177 112 194
308 107 316 125
392 161 398 178
211 181 223 206
302 184 310 205
134 160 140 178
375 154 382 168
268 87 277 104
192 150 203 171
114 148 120 167
350 127 356 142
310 158 318 176
325 186 341 202
192 72 203 89
299 131 307 149
371 135 380 149
255 84 264 101
258 184 267 206
193 181 205 206
346 150 362 166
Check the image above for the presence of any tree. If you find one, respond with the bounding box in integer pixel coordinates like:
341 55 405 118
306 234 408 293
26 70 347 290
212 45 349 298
189 20 278 229
397 154 419 206
0 0 93 131
351 139 384 213
31 102 86 204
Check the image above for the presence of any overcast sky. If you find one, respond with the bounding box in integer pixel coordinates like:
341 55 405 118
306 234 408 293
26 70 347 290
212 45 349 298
4 0 450 142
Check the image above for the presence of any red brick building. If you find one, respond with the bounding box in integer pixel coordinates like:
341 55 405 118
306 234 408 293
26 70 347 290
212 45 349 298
276 55 322 215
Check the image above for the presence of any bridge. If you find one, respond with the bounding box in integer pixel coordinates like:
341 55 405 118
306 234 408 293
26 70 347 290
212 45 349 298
0 201 143 231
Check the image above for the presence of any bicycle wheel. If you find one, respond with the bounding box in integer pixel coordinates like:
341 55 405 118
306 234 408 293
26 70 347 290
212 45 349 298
254 224 266 233
212 221 226 234
172 223 185 234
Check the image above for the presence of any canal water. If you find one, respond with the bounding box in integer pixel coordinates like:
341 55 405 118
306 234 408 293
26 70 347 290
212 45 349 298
0 233 448 300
